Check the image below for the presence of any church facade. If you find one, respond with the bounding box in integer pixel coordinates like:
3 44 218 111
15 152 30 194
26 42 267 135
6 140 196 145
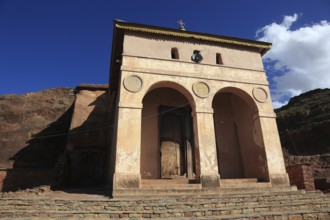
65 20 291 196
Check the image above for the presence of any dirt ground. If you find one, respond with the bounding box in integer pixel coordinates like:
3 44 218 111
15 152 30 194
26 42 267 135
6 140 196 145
0 185 112 200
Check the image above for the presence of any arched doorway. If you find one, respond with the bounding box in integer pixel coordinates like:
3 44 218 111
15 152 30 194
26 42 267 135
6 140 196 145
212 88 269 181
140 87 196 180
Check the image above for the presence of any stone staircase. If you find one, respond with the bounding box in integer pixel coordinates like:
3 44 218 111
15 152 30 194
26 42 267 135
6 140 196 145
113 178 298 198
141 178 201 189
0 190 330 219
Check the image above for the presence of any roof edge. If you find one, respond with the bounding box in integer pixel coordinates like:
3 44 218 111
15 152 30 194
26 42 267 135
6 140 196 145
114 20 271 54
76 84 109 91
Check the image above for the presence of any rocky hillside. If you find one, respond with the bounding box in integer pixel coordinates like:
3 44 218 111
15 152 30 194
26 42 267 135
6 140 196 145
275 89 330 190
0 88 75 169
275 88 330 156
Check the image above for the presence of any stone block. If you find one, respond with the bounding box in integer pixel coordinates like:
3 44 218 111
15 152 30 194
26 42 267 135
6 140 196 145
201 175 220 188
302 213 318 219
184 211 193 217
142 213 151 218
288 214 303 220
193 211 204 217
270 173 290 186
273 215 288 220
113 173 141 189
129 213 142 218
286 165 315 190
317 213 330 219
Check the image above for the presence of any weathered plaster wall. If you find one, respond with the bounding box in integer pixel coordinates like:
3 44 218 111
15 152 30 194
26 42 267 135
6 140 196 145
213 93 243 178
67 89 110 149
123 32 264 70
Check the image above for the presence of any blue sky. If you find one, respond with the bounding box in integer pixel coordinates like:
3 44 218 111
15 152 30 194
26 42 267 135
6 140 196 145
1 1 330 107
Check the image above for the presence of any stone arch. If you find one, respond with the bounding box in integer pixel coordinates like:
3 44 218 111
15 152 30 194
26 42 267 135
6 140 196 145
212 86 269 181
214 87 260 113
142 80 196 110
140 81 198 180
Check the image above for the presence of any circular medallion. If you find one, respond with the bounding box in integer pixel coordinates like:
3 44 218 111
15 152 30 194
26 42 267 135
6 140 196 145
192 82 210 98
252 87 268 103
123 75 143 93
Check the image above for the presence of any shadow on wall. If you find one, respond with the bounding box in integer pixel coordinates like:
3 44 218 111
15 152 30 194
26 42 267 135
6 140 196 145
1 104 74 192
58 89 112 193
1 88 113 193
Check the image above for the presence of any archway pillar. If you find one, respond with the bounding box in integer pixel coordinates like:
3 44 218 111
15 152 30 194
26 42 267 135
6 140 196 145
257 112 290 186
192 108 220 188
113 103 142 190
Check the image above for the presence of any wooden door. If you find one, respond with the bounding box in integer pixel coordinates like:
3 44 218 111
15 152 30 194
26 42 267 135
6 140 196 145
159 107 184 178
161 141 180 178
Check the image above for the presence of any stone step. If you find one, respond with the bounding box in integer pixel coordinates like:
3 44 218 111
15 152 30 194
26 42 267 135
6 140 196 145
0 191 329 218
202 209 330 219
220 181 271 188
0 190 321 205
0 201 329 218
2 189 316 211
141 178 195 184
141 178 201 189
1 195 329 212
1 192 328 208
141 178 270 189
220 178 258 183
141 184 202 189
112 185 298 198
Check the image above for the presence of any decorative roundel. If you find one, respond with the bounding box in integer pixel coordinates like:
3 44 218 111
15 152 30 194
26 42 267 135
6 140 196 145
252 87 268 103
192 82 210 98
123 75 143 93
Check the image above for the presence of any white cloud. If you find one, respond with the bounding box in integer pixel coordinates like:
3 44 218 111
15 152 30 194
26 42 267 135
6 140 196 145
256 14 330 108
272 100 288 109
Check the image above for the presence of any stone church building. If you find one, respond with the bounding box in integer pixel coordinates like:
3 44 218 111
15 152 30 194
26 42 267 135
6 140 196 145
0 20 291 195
62 20 292 197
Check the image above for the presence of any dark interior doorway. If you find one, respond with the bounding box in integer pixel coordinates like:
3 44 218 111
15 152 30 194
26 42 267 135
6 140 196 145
159 106 195 179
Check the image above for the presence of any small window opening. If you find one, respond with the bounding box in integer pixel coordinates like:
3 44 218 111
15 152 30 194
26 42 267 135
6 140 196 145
216 53 223 65
171 48 179 59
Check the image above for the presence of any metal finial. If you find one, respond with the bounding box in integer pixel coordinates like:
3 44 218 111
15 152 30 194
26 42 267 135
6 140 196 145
177 19 186 31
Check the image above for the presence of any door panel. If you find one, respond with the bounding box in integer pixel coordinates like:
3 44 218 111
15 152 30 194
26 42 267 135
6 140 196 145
161 141 179 178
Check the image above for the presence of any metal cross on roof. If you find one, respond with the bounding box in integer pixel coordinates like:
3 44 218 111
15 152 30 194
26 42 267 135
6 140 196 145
177 19 186 30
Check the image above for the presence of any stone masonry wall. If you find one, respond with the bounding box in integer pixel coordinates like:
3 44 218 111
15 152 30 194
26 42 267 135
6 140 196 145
286 164 315 191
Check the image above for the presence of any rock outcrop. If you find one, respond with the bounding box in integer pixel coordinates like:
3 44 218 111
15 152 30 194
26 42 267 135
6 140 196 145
275 88 330 156
0 88 74 169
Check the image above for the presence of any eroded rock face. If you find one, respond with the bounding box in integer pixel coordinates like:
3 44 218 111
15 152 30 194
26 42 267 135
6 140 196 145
276 88 330 156
0 88 75 169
